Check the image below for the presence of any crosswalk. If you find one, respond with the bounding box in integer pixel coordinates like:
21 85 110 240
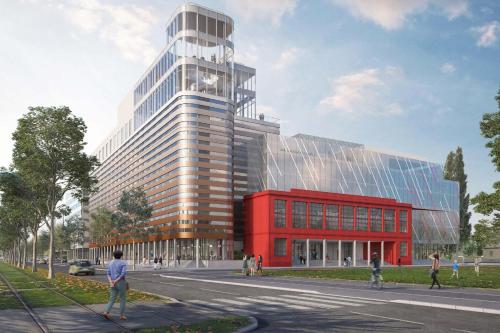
186 293 387 314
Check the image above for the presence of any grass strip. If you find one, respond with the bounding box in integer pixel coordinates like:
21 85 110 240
265 265 500 289
0 263 159 308
135 316 250 333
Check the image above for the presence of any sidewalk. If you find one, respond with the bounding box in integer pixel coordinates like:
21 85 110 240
1 300 255 333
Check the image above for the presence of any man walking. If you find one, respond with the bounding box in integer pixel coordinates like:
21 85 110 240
102 250 128 320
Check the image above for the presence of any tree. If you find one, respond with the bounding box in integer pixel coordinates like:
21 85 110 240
90 207 114 265
114 188 152 271
471 88 500 249
12 106 99 278
443 147 472 245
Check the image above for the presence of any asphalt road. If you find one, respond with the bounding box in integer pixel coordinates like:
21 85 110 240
39 263 500 332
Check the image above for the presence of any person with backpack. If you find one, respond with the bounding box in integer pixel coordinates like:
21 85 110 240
429 253 441 289
153 257 158 270
159 256 163 269
102 250 128 321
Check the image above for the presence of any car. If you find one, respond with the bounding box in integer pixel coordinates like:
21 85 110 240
68 260 95 276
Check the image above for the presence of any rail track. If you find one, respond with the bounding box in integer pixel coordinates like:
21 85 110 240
0 268 132 333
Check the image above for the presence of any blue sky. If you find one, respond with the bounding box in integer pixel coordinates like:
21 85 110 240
0 0 498 226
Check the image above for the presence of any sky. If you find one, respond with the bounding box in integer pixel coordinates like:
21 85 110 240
0 0 499 227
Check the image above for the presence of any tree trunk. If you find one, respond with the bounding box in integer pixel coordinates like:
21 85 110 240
48 214 55 279
22 238 27 270
32 231 38 272
16 241 21 268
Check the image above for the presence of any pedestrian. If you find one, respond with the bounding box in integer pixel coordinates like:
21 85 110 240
343 257 347 267
347 256 352 268
153 256 158 270
176 254 181 266
249 254 256 276
142 256 147 266
474 257 480 277
397 257 401 268
257 254 263 275
95 256 99 266
429 253 441 289
242 254 248 276
159 256 163 268
452 260 459 279
102 250 128 321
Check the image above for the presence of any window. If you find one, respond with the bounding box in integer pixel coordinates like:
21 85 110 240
274 200 286 228
198 14 206 33
274 238 287 257
341 206 354 230
310 203 323 229
371 208 382 232
356 207 368 231
217 19 225 39
187 12 197 30
207 17 216 36
400 242 407 257
384 209 395 232
292 202 306 228
400 210 408 233
326 204 339 230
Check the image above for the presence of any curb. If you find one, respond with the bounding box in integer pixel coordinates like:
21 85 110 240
130 288 179 303
234 316 258 333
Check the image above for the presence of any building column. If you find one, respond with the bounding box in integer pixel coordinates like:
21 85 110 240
306 238 310 268
367 241 371 267
353 240 357 267
166 239 169 267
338 240 342 267
196 238 199 269
153 240 156 258
381 241 385 267
222 239 226 260
173 238 177 266
147 242 150 263
322 239 326 267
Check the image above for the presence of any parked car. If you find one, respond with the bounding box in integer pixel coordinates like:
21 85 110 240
37 257 47 264
68 260 95 276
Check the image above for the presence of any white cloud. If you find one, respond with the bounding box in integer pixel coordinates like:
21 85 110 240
319 67 404 117
471 21 499 47
272 47 304 71
258 105 288 124
440 62 456 74
223 0 297 26
330 0 469 30
234 44 259 65
58 0 158 65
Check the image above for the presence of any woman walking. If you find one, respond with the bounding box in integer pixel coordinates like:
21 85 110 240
249 254 256 276
429 253 441 289
242 254 248 276
103 250 128 320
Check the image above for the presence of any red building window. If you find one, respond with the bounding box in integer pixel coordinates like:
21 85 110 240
274 200 286 228
326 204 339 230
400 210 408 233
342 206 354 230
371 208 382 232
274 238 287 256
310 203 324 229
356 207 368 231
292 202 307 228
384 209 395 232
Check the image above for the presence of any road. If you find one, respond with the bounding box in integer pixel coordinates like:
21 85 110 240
42 263 500 332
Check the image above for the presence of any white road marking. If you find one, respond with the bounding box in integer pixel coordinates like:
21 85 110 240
128 276 184 287
391 299 500 315
299 293 385 305
350 311 425 326
259 296 340 309
214 298 280 311
237 297 310 310
281 294 362 307
450 328 477 333
199 288 240 296
159 274 322 294
187 299 256 314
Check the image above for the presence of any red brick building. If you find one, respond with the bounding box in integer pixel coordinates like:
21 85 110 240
244 189 412 267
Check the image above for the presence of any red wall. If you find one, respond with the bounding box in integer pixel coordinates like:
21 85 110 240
244 189 413 267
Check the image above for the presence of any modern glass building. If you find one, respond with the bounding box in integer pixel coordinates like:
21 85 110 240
88 4 458 265
88 4 278 263
246 134 459 261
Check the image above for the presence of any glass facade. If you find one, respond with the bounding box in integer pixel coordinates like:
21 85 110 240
248 133 460 250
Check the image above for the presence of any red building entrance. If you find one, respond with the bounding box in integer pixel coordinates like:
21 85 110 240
244 189 412 267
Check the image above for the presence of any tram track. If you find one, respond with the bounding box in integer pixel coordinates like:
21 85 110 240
1 267 133 333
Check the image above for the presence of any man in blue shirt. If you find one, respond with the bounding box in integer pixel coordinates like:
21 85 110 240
102 250 127 320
